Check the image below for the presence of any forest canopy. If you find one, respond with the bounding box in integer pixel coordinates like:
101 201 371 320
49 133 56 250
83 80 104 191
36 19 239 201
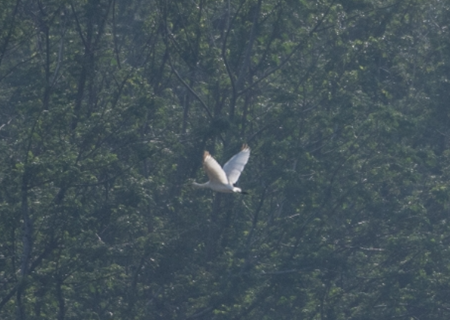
1 0 450 319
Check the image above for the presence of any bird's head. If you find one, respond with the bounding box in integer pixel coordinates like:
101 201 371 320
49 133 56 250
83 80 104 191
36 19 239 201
185 178 202 189
185 178 195 187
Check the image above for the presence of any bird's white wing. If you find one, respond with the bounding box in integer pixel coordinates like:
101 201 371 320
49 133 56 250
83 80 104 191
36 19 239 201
203 151 229 185
223 144 250 185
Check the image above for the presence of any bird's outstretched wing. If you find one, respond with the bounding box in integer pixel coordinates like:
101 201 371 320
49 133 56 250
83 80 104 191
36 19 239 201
203 151 229 185
223 144 250 185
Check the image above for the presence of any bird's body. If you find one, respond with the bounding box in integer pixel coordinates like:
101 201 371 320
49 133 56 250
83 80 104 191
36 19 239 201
193 144 250 194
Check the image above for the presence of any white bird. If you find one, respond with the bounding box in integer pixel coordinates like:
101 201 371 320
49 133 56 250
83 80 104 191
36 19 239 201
193 144 250 194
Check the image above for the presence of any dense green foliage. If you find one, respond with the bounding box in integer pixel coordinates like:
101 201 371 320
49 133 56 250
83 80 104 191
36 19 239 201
1 0 450 319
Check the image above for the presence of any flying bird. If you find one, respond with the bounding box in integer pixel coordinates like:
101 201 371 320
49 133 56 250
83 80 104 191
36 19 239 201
192 144 250 193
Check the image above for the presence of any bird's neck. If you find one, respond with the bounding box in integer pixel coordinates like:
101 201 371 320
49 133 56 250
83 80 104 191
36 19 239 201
192 181 209 189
